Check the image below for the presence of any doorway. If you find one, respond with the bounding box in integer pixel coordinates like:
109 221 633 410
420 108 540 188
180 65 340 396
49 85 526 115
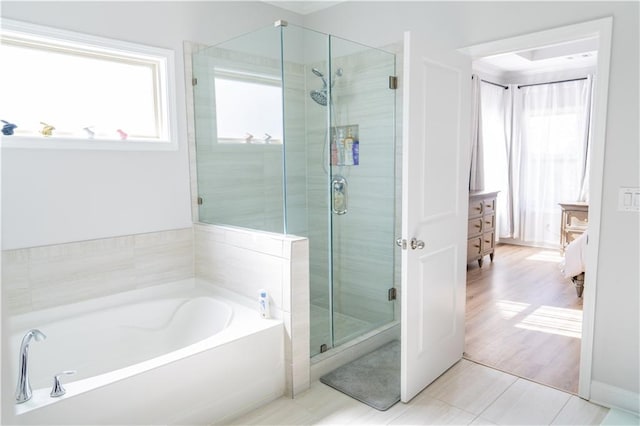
459 18 613 399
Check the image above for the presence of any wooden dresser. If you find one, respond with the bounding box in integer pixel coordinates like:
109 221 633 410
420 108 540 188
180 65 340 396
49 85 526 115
468 191 499 267
559 202 589 251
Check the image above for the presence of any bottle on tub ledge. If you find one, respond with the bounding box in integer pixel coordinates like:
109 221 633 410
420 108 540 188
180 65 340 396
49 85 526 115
259 289 270 319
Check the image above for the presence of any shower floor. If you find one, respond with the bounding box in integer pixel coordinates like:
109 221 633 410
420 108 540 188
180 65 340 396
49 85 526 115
310 304 376 354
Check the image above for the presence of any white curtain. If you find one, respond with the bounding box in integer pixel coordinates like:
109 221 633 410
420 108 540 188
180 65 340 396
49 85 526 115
510 77 593 247
469 75 485 191
480 81 512 240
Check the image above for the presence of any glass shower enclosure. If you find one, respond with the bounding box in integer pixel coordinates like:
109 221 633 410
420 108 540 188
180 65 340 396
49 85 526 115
192 22 396 357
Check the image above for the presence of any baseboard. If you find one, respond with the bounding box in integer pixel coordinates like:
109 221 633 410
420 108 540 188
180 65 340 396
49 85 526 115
590 380 640 415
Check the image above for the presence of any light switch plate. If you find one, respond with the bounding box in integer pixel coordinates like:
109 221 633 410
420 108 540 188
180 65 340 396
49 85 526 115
618 187 640 212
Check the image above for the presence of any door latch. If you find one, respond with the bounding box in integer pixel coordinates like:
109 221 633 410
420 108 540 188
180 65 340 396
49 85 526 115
410 238 425 250
397 238 424 250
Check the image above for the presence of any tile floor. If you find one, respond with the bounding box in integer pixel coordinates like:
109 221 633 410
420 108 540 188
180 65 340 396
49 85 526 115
225 359 609 425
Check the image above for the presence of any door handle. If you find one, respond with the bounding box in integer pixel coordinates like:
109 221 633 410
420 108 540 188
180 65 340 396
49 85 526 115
410 238 425 250
396 238 407 249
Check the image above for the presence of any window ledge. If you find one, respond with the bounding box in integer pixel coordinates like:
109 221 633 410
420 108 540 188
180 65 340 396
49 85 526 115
1 136 178 151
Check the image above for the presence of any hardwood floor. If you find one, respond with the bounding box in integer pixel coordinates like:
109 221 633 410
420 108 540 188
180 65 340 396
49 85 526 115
465 243 583 394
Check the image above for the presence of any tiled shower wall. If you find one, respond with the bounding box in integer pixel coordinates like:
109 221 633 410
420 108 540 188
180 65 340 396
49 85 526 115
2 228 194 316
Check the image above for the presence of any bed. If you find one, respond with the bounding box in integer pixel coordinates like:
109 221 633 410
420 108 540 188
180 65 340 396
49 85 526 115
560 231 587 297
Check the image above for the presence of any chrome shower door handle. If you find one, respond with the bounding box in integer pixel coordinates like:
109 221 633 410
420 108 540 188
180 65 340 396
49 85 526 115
410 238 425 250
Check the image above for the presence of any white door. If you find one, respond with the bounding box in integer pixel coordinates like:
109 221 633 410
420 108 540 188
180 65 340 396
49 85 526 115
400 31 471 402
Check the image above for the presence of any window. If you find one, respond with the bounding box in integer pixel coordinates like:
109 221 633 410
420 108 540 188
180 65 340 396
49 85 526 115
213 69 283 144
0 19 177 150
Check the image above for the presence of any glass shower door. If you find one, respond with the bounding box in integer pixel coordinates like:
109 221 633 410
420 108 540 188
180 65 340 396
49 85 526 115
328 37 396 347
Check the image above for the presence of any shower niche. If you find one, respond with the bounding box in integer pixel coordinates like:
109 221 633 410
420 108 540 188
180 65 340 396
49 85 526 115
331 124 359 167
192 21 397 357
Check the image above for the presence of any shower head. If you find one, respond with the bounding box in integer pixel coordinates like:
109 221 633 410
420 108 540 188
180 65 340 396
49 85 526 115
312 67 328 87
309 67 344 106
310 89 327 106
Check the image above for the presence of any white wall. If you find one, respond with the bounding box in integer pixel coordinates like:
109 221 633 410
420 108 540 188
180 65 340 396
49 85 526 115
0 1 301 250
305 1 640 412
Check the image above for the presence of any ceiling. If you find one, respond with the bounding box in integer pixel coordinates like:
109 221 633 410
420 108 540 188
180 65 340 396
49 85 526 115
262 1 343 15
474 37 598 75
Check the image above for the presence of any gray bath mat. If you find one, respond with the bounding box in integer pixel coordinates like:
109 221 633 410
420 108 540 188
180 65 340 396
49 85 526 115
320 340 400 411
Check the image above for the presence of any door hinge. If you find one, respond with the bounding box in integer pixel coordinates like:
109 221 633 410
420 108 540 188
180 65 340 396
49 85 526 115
197 196 203 205
192 77 198 86
389 75 398 90
388 287 397 301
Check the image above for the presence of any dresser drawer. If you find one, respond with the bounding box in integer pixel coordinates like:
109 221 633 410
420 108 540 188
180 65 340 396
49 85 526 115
467 237 482 257
482 215 495 231
468 218 483 237
481 232 494 253
483 198 495 215
468 200 484 218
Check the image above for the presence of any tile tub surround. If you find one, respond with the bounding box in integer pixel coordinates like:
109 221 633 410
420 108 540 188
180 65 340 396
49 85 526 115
194 223 310 397
2 228 194 315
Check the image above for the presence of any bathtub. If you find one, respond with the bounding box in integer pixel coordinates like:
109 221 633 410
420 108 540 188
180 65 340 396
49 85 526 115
7 279 285 425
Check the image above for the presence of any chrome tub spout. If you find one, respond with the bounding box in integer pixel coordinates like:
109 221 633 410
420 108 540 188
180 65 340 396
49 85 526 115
15 329 46 404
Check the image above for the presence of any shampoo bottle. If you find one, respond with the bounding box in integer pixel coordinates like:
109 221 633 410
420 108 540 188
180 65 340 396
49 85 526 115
343 128 354 166
259 289 270 319
336 128 346 165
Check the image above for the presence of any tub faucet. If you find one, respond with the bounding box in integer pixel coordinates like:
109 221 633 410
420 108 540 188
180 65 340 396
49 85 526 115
15 329 46 404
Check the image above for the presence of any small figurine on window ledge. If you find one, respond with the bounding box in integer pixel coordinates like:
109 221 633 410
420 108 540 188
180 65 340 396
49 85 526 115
244 132 254 143
1 120 17 135
40 122 55 137
83 126 96 139
264 133 272 144
116 129 128 140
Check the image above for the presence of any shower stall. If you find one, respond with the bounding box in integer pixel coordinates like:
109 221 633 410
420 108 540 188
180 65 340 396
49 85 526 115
192 21 397 357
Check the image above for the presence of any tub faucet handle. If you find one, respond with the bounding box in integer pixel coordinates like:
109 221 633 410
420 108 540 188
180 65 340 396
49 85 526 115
50 370 76 398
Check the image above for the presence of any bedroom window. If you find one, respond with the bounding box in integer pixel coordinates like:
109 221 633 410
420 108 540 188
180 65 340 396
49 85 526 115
0 19 177 150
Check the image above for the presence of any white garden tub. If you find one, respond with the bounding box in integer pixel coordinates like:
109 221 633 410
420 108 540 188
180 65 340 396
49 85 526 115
8 279 284 425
